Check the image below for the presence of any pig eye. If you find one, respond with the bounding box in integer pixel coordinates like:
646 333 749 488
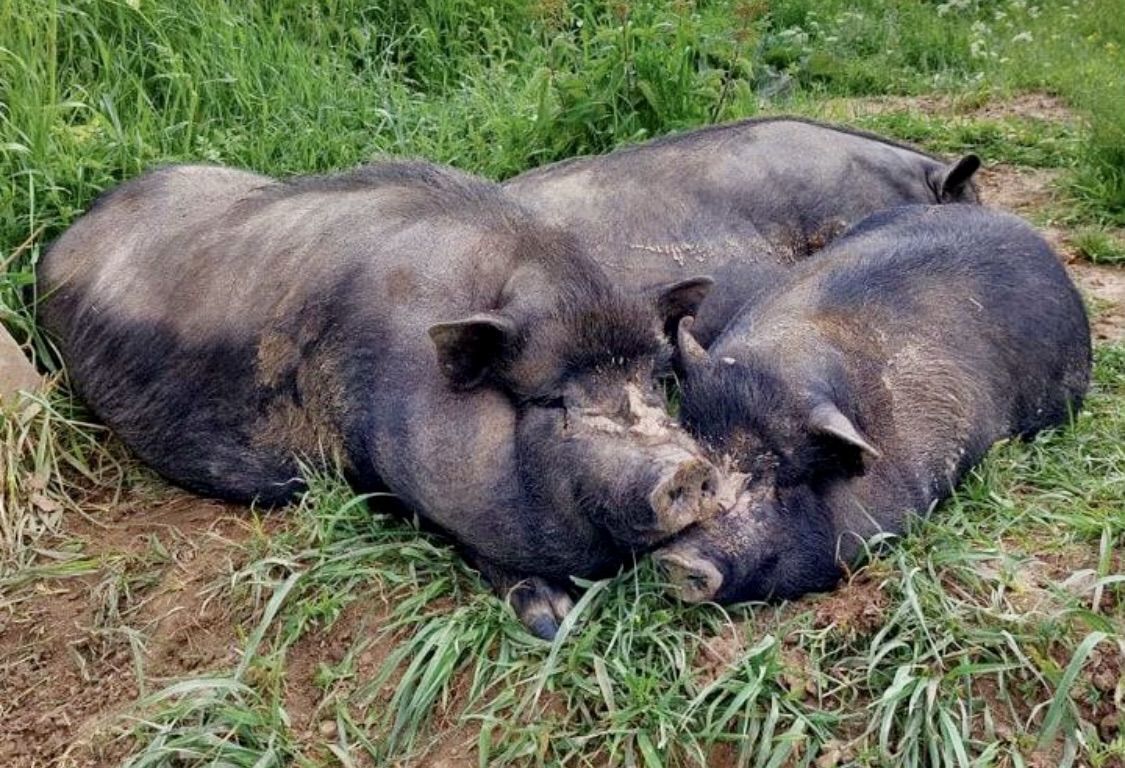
528 394 566 410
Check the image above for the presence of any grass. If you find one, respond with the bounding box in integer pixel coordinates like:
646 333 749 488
0 390 127 577
1 0 1124 766
1073 228 1125 267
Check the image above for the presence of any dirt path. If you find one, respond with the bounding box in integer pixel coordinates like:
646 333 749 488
835 91 1079 125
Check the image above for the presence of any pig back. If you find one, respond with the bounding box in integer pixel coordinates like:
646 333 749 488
37 164 519 503
504 117 967 338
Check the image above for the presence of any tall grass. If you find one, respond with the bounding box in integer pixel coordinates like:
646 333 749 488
3 0 1125 333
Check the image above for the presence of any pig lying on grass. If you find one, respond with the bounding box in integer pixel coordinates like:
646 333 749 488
656 205 1090 604
39 161 728 638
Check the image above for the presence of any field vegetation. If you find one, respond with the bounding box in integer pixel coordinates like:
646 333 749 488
1 0 1123 766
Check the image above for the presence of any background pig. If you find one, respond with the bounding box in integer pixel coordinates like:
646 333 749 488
655 205 1090 604
504 117 981 345
38 162 724 638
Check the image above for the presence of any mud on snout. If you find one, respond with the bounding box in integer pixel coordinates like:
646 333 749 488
653 480 844 606
651 475 764 604
572 382 728 547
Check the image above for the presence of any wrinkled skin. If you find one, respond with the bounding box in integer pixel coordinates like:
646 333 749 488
655 205 1091 604
38 162 725 638
504 117 981 345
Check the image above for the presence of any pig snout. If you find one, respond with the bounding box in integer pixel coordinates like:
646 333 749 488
648 456 721 538
653 475 755 603
653 542 724 603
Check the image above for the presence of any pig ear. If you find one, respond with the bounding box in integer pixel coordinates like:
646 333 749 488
675 316 711 371
934 154 981 202
655 276 714 337
428 313 518 389
808 402 882 459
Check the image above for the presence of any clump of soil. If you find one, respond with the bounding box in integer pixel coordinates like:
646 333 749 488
811 570 890 639
693 625 747 688
1084 643 1124 742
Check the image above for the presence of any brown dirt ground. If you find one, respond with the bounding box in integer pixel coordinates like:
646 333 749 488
836 91 1079 125
0 493 271 767
3 93 1124 768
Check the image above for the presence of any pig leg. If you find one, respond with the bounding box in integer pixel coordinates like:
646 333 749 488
472 558 575 640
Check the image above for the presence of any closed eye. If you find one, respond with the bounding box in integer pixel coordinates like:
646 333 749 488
527 394 566 410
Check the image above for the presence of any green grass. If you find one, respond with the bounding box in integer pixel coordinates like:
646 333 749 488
2 0 1124 766
1073 228 1125 267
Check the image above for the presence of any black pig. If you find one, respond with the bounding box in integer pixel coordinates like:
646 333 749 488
504 117 981 345
654 205 1090 604
38 162 727 638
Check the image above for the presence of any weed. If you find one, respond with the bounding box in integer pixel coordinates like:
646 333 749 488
1073 228 1125 266
0 389 127 577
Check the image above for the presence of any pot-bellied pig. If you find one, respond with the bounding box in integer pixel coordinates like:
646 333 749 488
38 161 727 638
654 205 1090 604
504 117 981 345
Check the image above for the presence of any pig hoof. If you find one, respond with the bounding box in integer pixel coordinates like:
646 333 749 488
649 459 721 536
654 550 723 603
526 614 561 641
505 577 575 641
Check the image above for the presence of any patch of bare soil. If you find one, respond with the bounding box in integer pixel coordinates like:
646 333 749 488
286 595 396 767
282 590 481 768
407 652 484 768
0 492 273 768
1070 262 1125 344
974 92 1078 125
837 91 1077 125
979 543 1124 757
408 727 478 768
976 164 1064 214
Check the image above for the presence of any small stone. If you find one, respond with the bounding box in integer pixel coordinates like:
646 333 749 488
0 324 42 405
318 719 337 738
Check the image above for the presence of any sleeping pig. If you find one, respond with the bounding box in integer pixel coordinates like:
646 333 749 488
38 161 726 638
654 205 1090 604
504 116 981 345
